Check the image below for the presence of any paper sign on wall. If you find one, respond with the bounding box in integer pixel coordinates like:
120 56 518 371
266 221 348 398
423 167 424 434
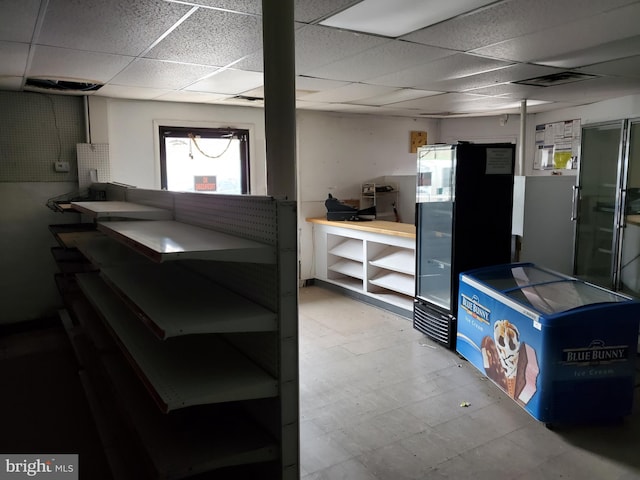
534 119 580 171
486 148 514 174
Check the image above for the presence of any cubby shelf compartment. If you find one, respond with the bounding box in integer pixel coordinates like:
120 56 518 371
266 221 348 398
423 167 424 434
71 200 173 220
97 220 275 264
99 262 277 339
328 238 363 262
369 271 414 297
369 247 414 275
76 272 278 413
328 259 364 279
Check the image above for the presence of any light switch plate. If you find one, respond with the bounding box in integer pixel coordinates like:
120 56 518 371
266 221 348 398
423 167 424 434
54 161 70 172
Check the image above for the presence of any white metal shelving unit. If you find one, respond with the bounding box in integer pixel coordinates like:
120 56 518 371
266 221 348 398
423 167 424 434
52 185 299 480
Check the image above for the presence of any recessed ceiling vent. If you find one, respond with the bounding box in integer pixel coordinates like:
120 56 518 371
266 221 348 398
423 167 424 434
24 77 103 94
231 95 263 102
514 71 598 87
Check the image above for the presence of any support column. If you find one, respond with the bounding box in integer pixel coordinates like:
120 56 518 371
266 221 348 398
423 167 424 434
262 0 297 199
518 99 527 176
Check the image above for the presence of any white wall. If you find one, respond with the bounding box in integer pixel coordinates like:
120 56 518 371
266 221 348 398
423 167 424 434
296 110 438 280
94 97 268 194
0 182 80 324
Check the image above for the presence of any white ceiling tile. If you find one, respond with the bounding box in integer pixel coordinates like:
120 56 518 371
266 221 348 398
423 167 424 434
0 41 29 76
349 88 442 106
369 54 513 88
38 0 193 56
420 64 565 92
535 35 640 69
471 2 640 64
295 76 350 93
155 90 233 103
464 82 547 98
29 46 133 82
0 76 23 90
185 69 263 94
110 58 218 90
577 55 640 78
306 40 456 82
146 8 262 67
386 92 484 111
94 84 172 100
174 0 262 15
232 50 263 72
401 0 638 51
294 24 388 74
294 0 361 23
526 76 640 103
299 83 397 102
0 0 40 42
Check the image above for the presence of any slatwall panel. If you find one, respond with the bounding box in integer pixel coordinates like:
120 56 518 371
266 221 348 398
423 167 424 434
174 192 278 245
77 143 110 188
125 187 175 212
0 91 84 182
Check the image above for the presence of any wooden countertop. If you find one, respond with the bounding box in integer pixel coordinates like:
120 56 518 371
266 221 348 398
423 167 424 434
306 217 415 239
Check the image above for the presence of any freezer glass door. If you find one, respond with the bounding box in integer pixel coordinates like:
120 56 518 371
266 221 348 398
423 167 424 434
416 145 455 311
620 119 640 296
573 121 624 289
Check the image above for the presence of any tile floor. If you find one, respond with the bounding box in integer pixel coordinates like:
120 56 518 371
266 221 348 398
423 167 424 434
298 285 640 480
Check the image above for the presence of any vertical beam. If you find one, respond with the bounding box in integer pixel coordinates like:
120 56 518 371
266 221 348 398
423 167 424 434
518 99 527 176
262 0 297 199
262 3 299 479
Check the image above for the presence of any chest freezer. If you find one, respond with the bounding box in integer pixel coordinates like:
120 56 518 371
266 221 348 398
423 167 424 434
456 263 640 425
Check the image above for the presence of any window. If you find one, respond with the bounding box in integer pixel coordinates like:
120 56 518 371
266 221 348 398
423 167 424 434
159 126 250 194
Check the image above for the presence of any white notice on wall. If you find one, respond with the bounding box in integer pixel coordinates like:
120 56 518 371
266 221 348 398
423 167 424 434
486 148 513 174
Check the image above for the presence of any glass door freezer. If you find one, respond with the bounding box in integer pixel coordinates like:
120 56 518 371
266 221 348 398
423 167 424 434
414 142 515 349
456 262 640 425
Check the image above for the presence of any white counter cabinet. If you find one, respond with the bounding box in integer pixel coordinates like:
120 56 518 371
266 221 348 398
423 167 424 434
307 217 415 316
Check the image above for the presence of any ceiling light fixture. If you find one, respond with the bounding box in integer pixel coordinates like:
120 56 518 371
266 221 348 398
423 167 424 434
320 0 496 37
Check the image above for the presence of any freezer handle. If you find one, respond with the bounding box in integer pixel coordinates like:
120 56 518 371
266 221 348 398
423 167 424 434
571 184 580 221
620 188 627 228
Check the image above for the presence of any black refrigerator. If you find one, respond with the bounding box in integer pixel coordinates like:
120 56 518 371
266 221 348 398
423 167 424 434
414 142 516 349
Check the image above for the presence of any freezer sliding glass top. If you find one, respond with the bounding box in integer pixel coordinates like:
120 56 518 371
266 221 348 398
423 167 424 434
465 264 631 315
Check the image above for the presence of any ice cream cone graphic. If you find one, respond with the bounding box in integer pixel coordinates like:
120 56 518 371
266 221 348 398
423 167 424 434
493 320 520 399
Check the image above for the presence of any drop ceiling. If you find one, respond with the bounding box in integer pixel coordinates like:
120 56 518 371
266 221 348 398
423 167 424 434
1 0 640 118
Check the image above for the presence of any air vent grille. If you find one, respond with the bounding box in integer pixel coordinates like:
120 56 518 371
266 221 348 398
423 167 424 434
514 71 598 87
25 78 103 92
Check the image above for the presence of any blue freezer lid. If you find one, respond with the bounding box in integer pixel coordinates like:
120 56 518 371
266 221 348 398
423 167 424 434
462 263 633 316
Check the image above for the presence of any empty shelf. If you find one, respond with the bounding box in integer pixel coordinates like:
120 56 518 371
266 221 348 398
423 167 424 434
328 259 364 279
369 247 415 275
328 238 363 262
97 220 275 264
99 263 277 338
76 273 278 412
71 201 173 220
102 354 278 479
76 235 149 268
369 271 415 296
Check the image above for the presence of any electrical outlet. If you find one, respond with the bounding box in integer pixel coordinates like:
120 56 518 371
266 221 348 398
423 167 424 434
54 161 70 172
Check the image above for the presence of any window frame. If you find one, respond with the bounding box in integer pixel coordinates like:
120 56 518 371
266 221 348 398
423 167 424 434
158 125 250 194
